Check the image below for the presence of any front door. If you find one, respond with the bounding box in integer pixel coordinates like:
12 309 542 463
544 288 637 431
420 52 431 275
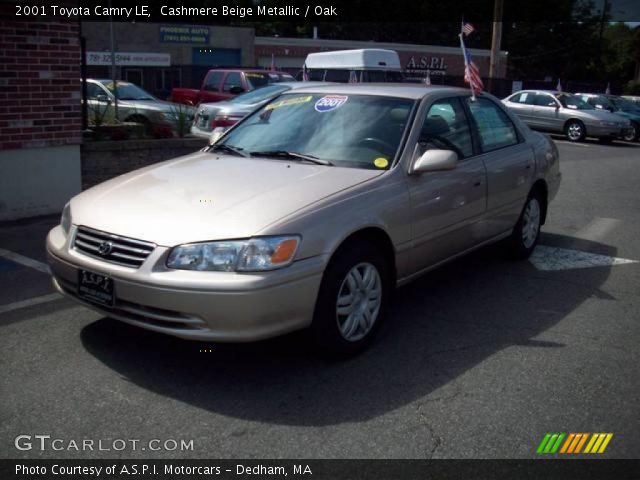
407 96 487 274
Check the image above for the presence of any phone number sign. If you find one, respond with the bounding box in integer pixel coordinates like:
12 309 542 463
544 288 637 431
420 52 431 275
86 52 171 66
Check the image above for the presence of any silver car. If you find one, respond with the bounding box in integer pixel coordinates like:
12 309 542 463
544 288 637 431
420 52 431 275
47 85 561 356
87 79 195 134
503 90 631 142
191 81 332 139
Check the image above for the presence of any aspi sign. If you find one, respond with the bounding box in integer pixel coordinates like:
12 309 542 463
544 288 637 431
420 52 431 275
50 5 150 18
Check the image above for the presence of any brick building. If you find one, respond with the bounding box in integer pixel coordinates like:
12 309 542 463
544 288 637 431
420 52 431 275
0 10 82 221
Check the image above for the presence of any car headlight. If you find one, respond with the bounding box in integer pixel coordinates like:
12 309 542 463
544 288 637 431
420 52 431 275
599 121 617 127
61 202 71 235
166 236 300 272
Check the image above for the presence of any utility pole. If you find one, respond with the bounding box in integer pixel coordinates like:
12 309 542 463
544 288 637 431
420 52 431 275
489 0 504 94
109 0 119 120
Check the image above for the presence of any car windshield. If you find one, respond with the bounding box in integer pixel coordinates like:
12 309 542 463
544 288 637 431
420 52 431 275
228 85 290 105
555 93 593 110
217 93 415 169
99 80 156 100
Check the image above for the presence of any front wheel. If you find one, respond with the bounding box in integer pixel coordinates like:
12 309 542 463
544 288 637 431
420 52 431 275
565 120 585 142
623 123 638 142
311 242 389 357
506 191 543 259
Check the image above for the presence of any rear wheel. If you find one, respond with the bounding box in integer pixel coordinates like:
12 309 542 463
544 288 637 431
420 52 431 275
311 242 389 357
565 120 585 142
506 189 543 259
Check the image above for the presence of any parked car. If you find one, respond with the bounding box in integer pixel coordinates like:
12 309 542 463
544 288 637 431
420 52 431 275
191 81 334 139
303 49 404 82
575 93 640 141
47 85 561 356
170 69 295 106
503 90 632 142
86 79 195 134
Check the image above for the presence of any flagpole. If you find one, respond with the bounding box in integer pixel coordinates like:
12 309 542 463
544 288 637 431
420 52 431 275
459 33 476 101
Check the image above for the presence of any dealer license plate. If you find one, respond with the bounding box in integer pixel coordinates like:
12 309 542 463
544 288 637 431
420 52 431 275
78 269 114 307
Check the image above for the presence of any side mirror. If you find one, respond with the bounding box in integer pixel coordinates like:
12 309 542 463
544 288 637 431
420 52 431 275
96 95 111 103
412 149 458 174
229 86 245 95
208 126 227 145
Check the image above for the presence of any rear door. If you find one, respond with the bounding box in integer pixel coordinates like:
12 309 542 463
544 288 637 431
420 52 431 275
505 91 535 124
465 97 535 237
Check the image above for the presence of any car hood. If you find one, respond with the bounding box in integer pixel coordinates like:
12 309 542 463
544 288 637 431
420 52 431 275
70 152 383 246
120 99 195 116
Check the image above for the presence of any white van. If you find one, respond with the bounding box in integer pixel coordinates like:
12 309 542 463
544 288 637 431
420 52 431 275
303 49 403 83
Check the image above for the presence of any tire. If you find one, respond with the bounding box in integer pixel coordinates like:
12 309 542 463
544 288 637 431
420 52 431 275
564 120 585 142
126 115 151 135
623 122 638 142
506 189 544 260
311 241 390 357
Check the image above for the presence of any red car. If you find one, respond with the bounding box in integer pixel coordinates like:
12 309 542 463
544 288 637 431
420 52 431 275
170 69 295 106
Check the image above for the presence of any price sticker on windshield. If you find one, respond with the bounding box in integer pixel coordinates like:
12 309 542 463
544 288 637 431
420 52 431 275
315 95 348 112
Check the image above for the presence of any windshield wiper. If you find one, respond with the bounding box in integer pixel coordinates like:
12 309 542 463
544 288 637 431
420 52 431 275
209 144 251 158
250 150 333 166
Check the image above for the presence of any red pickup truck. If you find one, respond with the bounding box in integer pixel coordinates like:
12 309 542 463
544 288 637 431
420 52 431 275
170 69 295 106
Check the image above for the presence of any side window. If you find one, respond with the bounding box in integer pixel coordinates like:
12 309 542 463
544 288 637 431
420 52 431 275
203 72 223 92
87 83 108 100
534 94 557 107
222 72 242 92
510 92 534 104
467 98 519 152
420 97 473 158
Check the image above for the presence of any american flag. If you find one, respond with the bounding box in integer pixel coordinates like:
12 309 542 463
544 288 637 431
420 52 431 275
460 35 483 95
462 22 475 36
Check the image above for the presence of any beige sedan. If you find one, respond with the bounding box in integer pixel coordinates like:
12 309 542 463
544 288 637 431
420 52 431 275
47 85 561 355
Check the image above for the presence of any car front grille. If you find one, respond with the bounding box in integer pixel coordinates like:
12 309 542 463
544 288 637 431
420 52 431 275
73 226 155 268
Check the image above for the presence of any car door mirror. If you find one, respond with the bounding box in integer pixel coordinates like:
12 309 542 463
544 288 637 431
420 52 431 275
412 149 458 174
96 95 111 104
229 86 245 95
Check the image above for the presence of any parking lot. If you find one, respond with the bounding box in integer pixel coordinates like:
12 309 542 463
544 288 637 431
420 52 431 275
1 138 639 459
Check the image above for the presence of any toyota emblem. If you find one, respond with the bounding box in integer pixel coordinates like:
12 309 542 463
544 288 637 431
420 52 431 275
98 241 113 256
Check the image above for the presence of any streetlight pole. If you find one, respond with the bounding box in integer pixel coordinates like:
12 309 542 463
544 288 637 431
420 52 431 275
489 0 504 93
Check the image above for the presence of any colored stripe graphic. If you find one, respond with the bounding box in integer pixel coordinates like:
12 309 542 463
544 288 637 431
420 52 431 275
584 433 613 454
539 433 613 454
537 433 565 454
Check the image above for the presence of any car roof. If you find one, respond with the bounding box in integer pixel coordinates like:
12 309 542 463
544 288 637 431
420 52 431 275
275 83 472 100
209 69 293 74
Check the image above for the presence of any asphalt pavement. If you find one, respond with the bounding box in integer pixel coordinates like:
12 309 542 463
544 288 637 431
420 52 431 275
1 137 639 459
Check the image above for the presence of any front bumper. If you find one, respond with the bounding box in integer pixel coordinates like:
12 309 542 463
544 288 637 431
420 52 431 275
47 225 325 342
